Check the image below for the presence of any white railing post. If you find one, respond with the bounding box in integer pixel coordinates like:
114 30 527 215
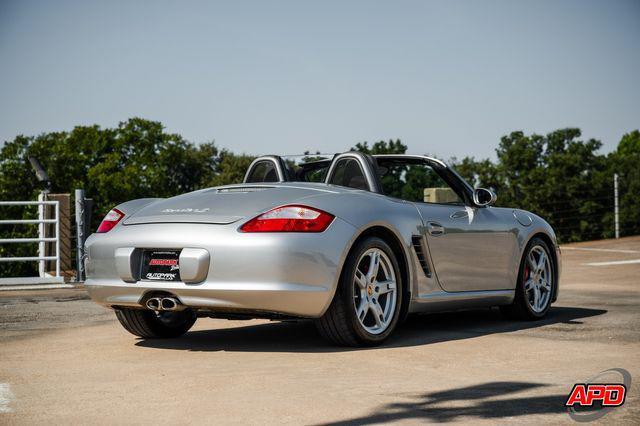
614 173 619 239
55 200 60 277
0 199 67 288
75 189 85 282
38 192 46 277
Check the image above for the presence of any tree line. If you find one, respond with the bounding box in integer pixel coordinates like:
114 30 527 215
1 117 638 276
357 129 639 243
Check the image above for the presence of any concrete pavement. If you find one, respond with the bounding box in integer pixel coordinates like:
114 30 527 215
1 237 639 424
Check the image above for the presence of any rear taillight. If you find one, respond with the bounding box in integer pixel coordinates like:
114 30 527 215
240 205 334 233
96 208 125 233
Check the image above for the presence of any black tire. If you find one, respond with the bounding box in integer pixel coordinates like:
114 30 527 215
315 236 403 346
500 237 555 320
115 307 196 338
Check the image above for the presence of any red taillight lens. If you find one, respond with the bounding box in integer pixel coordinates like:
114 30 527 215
240 205 334 233
96 208 125 233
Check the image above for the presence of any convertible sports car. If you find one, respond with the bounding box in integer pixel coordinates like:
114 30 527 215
85 152 560 346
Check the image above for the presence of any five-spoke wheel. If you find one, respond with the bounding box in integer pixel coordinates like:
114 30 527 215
501 237 555 320
316 236 403 346
353 248 398 335
523 245 552 313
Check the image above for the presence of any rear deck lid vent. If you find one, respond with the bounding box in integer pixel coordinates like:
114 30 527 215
216 186 272 193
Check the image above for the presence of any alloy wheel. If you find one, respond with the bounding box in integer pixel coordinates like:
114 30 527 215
352 248 398 335
524 245 552 313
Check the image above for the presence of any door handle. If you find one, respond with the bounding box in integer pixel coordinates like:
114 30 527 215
427 221 445 236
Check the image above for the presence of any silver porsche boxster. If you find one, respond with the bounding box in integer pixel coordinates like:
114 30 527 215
85 152 560 346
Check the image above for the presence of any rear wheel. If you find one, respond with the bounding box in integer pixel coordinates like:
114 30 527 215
115 307 196 338
501 237 555 320
316 237 403 346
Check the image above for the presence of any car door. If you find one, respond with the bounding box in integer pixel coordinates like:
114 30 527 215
373 155 517 292
415 203 518 292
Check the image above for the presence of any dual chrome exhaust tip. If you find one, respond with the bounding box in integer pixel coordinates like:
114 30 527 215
145 296 183 311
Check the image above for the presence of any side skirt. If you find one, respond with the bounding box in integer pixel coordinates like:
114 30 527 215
408 289 514 314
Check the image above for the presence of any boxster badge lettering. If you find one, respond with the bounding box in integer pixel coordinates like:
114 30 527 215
161 208 210 213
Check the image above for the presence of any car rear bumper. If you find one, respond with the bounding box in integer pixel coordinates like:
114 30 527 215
84 219 357 318
85 279 330 318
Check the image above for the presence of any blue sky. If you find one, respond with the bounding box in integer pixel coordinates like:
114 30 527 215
1 0 638 159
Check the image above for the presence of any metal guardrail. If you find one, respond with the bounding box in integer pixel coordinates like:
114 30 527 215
0 200 61 278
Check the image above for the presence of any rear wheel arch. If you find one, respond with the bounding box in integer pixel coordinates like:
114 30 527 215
339 225 412 323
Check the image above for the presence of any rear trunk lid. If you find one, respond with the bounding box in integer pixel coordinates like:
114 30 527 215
122 184 333 225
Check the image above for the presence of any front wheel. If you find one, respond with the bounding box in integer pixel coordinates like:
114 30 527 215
316 237 403 346
115 307 196 338
501 237 555 320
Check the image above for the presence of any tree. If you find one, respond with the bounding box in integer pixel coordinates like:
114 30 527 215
476 129 611 242
609 130 640 237
301 150 327 163
352 139 407 155
2 120 637 278
351 139 409 197
452 157 500 190
0 118 218 277
206 150 255 187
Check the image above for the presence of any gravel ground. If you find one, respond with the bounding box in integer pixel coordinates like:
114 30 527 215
1 236 639 424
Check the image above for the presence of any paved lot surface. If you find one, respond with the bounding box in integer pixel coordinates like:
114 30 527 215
1 237 639 424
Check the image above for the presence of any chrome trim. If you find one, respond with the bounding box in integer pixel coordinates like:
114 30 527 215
145 296 184 311
146 297 160 310
472 187 497 207
160 297 183 311
427 222 445 236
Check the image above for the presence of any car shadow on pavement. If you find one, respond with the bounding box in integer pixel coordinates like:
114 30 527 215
315 381 567 424
135 305 606 353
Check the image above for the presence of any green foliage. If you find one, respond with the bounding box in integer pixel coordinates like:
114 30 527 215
0 118 218 276
206 150 256 187
355 131 638 243
353 140 409 197
609 131 640 237
301 150 327 163
474 129 612 242
452 157 500 189
352 139 407 155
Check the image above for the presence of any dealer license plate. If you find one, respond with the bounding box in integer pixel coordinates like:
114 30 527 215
140 250 181 281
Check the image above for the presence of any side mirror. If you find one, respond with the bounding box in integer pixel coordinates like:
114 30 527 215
473 188 497 207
